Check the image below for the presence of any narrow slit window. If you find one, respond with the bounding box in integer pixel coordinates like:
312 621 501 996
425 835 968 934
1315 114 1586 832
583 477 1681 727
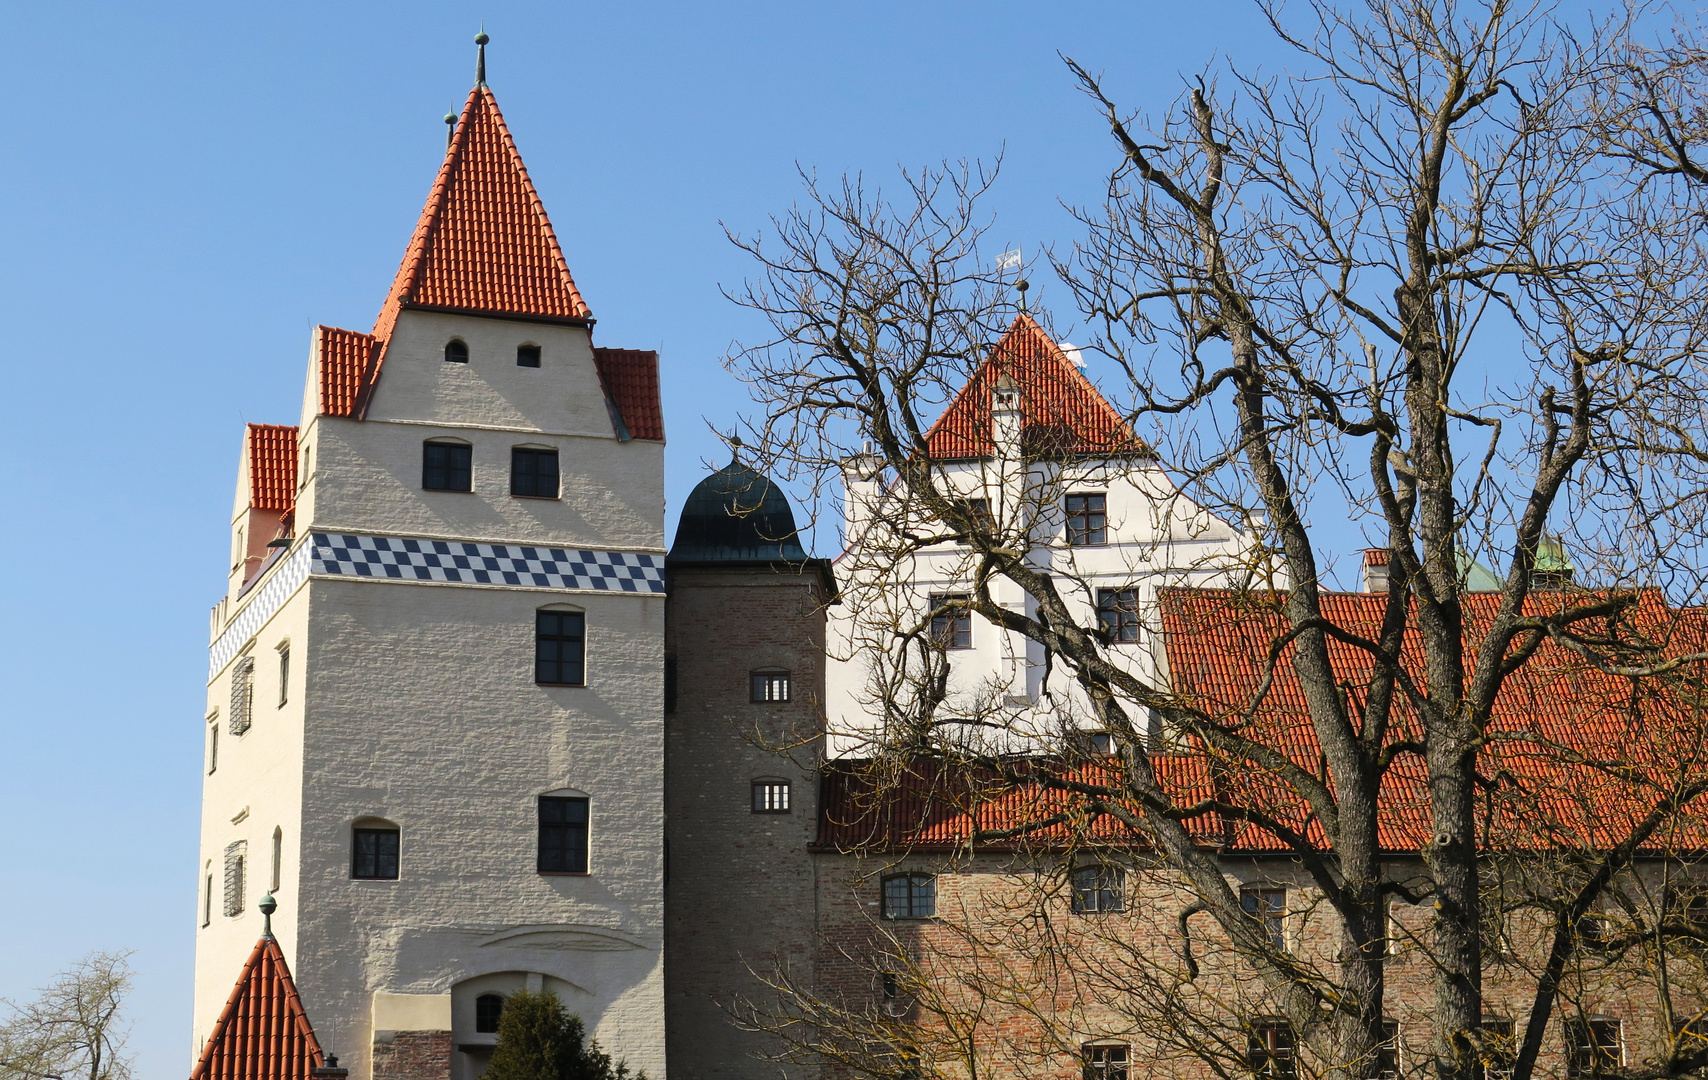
277 644 290 707
207 722 219 774
229 657 254 735
223 841 247 917
202 870 213 928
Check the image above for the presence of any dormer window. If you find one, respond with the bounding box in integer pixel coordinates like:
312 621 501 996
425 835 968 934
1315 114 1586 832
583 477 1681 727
445 339 469 364
517 344 542 368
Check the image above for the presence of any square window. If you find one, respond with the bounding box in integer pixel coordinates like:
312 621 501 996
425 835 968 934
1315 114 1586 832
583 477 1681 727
423 441 473 492
511 447 559 498
1082 1044 1129 1080
538 796 589 874
1066 493 1107 546
1071 865 1126 914
1242 888 1288 951
1566 1019 1622 1079
929 593 973 650
751 670 791 703
536 611 586 686
882 873 936 919
950 497 994 544
1096 588 1141 643
517 344 542 368
1247 1020 1297 1080
352 828 400 880
752 780 792 813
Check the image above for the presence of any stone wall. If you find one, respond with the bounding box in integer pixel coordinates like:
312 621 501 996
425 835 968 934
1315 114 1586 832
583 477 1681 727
372 1031 452 1080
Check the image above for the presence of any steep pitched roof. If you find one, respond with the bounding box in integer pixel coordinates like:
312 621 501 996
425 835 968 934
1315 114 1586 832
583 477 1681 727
593 347 664 441
924 315 1140 460
372 84 590 344
315 326 380 418
189 936 326 1080
246 424 298 512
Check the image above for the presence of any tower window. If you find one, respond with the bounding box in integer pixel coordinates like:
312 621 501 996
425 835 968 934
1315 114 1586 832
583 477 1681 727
928 594 973 650
881 873 937 919
475 994 505 1034
223 841 247 918
538 796 590 874
202 867 214 928
423 441 473 492
1082 1044 1129 1080
1096 589 1141 643
445 339 469 363
1066 493 1108 546
511 447 560 499
751 670 791 702
536 611 586 686
752 780 792 813
352 826 400 880
1071 865 1126 914
229 657 254 735
516 344 542 368
207 721 219 774
276 643 290 707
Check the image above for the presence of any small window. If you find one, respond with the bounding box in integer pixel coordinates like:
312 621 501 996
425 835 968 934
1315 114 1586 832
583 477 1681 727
270 827 283 892
536 611 586 686
1082 1044 1129 1080
202 868 214 928
445 339 469 363
752 780 792 813
1247 1020 1297 1080
882 873 936 919
511 447 560 499
1566 1018 1622 1079
928 593 972 650
1066 493 1108 546
223 841 247 918
1481 1019 1515 1080
1096 588 1141 643
538 796 590 874
751 670 791 703
277 644 290 707
950 497 994 544
229 656 255 735
1071 865 1126 914
352 826 400 880
207 722 219 775
1375 1021 1400 1080
1242 887 1288 951
475 994 505 1034
516 344 542 368
423 441 473 492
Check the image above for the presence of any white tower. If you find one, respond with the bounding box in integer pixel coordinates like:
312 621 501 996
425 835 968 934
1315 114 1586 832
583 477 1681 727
193 52 668 1080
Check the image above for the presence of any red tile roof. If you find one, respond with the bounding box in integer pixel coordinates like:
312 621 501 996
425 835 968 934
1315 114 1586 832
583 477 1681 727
923 315 1141 460
593 347 665 441
315 326 379 418
247 424 298 512
372 84 590 346
189 936 326 1080
816 588 1708 855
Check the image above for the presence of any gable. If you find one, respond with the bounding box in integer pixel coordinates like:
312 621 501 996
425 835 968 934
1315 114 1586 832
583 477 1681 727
190 937 326 1080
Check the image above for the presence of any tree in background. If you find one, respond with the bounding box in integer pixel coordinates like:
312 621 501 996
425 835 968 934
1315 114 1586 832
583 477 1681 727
0 952 133 1080
482 991 642 1080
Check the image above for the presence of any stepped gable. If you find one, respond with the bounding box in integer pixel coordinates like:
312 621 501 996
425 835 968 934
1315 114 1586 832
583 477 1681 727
593 348 665 441
923 314 1142 460
247 424 298 511
189 935 327 1080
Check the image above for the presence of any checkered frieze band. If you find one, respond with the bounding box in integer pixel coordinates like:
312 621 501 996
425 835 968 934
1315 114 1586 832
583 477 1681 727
309 533 666 592
210 532 664 680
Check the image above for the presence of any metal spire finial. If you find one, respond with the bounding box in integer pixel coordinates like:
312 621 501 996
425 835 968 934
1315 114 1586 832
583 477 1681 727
474 27 490 87
258 893 278 941
1015 278 1030 313
444 112 457 149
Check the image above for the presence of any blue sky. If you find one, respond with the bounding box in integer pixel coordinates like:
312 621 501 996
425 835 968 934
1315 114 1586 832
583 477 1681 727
0 2 1291 1074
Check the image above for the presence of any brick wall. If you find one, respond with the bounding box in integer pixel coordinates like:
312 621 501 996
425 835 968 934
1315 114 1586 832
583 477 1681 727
664 564 828 1080
371 1030 451 1080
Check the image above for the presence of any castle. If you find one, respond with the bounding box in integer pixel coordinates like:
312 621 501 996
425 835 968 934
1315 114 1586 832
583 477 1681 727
189 45 1703 1080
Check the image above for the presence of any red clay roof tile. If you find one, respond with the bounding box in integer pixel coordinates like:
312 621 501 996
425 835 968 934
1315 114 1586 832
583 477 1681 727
924 315 1141 460
188 936 326 1080
315 326 379 418
593 348 664 441
247 424 298 512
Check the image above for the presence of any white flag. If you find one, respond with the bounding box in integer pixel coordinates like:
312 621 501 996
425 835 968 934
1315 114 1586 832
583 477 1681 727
995 249 1023 272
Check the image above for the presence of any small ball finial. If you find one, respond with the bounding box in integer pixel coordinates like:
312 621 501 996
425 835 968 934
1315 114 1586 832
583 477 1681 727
259 892 278 940
444 113 456 124
474 30 490 45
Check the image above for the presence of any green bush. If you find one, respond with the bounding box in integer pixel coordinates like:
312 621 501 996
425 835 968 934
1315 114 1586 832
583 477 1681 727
480 990 644 1080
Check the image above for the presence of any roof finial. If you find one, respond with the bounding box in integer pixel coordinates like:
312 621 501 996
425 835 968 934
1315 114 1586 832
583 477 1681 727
444 112 456 149
258 892 278 941
1015 278 1030 313
475 26 490 87
728 432 743 463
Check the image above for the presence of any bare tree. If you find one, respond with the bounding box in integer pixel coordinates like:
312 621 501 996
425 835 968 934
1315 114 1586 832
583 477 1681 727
725 1 1708 1079
0 952 134 1080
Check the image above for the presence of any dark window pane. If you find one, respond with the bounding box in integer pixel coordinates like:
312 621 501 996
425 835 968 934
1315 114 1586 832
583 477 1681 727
1242 888 1288 950
752 781 791 813
751 671 791 702
1097 588 1141 643
1072 866 1126 914
352 828 400 880
423 442 472 492
882 874 936 919
536 611 586 685
538 796 590 873
511 448 560 498
929 594 973 649
445 339 469 363
516 345 542 368
475 994 505 1034
1066 493 1108 546
1248 1022 1297 1080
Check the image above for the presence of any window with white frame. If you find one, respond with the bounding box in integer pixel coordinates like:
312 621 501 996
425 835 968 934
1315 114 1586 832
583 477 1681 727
752 779 792 813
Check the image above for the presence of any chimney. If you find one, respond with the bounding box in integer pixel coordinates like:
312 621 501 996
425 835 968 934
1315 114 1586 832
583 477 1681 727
992 373 1022 461
839 442 885 538
1362 548 1391 593
311 1056 348 1080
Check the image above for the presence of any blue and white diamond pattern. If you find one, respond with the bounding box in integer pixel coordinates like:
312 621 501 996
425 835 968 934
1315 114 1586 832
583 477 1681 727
310 533 666 593
210 532 665 679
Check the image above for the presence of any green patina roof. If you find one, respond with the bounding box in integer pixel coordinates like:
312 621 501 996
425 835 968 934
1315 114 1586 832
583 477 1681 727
668 461 809 564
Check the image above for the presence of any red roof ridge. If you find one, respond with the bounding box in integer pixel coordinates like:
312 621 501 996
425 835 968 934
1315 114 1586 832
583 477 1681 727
923 314 1141 460
189 935 326 1080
